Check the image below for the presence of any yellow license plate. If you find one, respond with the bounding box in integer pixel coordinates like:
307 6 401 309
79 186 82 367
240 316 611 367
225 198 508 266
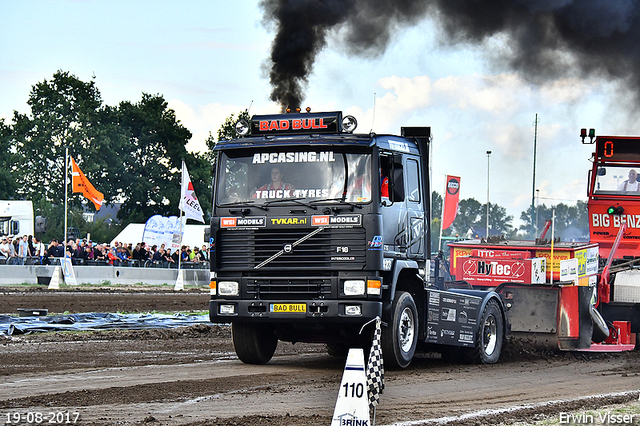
270 303 306 313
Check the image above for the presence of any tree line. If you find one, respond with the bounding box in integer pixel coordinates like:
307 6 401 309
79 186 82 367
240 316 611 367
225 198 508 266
0 70 213 243
430 192 589 252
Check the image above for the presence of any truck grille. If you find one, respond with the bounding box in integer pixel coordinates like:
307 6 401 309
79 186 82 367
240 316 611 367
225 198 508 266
246 277 333 300
217 228 366 270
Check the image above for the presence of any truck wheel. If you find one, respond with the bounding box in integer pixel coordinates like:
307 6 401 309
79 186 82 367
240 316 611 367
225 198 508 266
590 305 609 344
382 291 418 369
461 299 504 364
232 322 278 365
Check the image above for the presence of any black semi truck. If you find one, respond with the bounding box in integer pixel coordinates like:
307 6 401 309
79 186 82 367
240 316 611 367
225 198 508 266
208 110 507 368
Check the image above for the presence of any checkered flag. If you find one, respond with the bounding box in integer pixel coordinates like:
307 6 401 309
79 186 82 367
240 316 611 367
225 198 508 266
366 316 384 410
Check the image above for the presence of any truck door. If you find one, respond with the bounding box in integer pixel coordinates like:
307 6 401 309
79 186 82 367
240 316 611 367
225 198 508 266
380 153 424 258
405 157 424 258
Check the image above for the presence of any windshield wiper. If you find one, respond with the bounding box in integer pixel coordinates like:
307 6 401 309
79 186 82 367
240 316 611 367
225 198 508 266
263 197 317 210
218 200 269 211
309 198 363 209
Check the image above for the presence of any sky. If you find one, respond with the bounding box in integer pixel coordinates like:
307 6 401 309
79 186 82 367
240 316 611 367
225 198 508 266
2 0 639 231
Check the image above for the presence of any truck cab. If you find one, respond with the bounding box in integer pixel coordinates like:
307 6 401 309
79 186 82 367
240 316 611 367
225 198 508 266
0 200 34 238
208 110 505 368
583 131 640 337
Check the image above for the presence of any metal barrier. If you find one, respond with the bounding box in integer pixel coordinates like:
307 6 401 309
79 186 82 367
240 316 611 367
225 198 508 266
0 264 210 286
0 256 208 269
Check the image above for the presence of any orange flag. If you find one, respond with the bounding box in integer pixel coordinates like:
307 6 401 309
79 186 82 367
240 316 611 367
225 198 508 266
71 156 104 211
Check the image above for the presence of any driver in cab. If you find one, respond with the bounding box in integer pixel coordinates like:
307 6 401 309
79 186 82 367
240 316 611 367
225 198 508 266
253 166 295 199
618 169 640 192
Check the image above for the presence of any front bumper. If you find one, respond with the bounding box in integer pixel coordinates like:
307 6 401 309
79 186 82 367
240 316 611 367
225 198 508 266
209 299 382 323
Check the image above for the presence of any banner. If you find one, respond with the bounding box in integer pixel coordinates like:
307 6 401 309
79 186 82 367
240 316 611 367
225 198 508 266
179 161 205 223
442 175 461 230
71 157 104 210
62 257 77 286
142 215 183 249
141 215 163 247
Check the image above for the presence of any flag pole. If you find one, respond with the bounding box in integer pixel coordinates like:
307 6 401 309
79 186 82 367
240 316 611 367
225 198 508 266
64 147 68 250
438 175 445 251
178 160 185 270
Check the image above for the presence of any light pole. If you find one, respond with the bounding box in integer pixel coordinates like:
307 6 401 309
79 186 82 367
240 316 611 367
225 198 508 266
486 150 491 239
535 189 540 237
531 114 540 238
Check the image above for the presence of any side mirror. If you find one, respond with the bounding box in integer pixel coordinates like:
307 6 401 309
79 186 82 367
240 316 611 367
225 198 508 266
389 166 405 202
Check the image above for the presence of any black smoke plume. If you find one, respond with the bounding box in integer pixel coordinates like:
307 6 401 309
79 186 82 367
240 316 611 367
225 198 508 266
261 0 640 110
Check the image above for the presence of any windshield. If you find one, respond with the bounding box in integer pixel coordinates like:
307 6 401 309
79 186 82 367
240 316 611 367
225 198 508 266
594 165 640 196
216 149 372 206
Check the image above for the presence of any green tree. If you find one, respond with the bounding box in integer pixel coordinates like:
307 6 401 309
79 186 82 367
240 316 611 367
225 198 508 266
483 202 515 237
11 70 106 206
8 71 212 237
0 119 18 199
451 198 484 238
115 93 193 220
431 191 442 220
204 109 251 165
430 217 442 253
520 201 589 241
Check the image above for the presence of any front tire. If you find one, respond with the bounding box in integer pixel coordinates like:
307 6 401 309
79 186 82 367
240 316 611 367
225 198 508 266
232 322 278 365
382 291 418 369
461 299 504 364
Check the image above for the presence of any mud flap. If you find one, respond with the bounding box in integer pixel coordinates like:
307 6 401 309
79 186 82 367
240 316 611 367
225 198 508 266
590 305 609 343
558 285 595 350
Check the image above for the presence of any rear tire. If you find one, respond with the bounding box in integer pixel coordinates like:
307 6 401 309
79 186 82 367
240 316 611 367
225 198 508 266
382 291 418 369
461 299 504 364
232 322 278 365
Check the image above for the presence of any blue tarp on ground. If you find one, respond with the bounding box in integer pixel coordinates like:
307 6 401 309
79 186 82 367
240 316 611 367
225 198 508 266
0 312 210 335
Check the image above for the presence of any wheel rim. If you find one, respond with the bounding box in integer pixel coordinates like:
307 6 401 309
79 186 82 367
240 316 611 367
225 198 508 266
483 314 497 355
398 306 415 353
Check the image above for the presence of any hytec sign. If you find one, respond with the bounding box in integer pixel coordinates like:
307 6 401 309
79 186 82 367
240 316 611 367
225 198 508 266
456 257 546 288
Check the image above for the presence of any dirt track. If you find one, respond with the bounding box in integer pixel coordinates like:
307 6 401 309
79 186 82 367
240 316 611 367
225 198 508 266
1 287 640 426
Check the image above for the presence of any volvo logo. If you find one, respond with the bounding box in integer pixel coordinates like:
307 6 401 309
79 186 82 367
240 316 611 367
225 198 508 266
284 244 293 253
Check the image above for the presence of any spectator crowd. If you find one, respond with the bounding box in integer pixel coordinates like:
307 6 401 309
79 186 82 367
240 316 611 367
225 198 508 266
0 235 209 269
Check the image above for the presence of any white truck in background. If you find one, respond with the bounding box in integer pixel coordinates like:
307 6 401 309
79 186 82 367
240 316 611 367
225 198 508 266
0 200 34 238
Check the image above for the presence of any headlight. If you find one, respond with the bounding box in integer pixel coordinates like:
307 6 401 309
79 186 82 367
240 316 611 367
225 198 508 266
219 304 236 314
235 119 249 136
342 115 357 133
218 281 239 296
345 305 362 316
344 280 365 296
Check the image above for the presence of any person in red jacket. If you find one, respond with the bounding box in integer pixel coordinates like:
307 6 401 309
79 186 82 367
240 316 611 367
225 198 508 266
380 172 389 198
253 167 294 198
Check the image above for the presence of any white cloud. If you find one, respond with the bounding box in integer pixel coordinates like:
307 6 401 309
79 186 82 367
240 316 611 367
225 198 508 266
169 99 281 154
539 77 597 104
